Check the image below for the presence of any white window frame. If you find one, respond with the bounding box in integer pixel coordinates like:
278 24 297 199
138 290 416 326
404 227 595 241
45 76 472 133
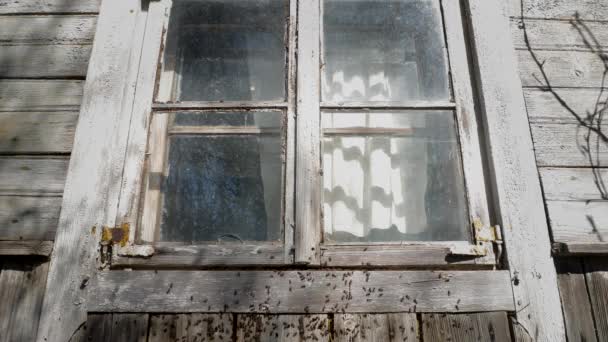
109 0 498 268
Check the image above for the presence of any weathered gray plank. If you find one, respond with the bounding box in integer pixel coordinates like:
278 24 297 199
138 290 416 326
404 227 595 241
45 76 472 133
422 312 511 342
523 88 608 124
110 314 149 342
509 0 608 20
584 257 608 341
0 44 91 78
540 167 608 201
0 0 100 14
518 50 608 88
237 314 329 342
148 314 181 342
0 157 68 195
0 196 61 240
89 270 515 313
555 258 598 342
0 112 78 153
0 80 83 112
511 18 608 51
82 314 113 342
547 200 608 243
334 314 417 342
149 314 233 342
0 259 49 342
467 0 566 340
0 241 53 256
530 123 608 167
0 16 97 43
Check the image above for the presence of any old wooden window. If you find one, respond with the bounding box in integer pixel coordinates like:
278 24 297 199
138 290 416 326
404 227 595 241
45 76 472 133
114 0 496 267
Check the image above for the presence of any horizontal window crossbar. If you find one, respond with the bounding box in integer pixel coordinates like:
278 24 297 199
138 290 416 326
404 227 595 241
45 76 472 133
320 101 456 110
153 101 288 111
168 126 282 135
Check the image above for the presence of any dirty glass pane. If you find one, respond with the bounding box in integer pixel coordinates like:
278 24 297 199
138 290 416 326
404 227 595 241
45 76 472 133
322 111 468 243
159 112 283 243
172 111 281 128
163 0 287 102
322 0 449 102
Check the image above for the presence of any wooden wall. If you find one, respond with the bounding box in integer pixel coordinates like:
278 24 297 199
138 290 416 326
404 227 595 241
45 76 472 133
0 0 99 341
510 0 608 341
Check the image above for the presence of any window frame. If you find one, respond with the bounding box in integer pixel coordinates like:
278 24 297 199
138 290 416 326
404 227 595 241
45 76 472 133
112 0 498 268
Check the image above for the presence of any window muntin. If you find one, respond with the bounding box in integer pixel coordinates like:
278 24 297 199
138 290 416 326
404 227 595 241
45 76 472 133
321 110 468 244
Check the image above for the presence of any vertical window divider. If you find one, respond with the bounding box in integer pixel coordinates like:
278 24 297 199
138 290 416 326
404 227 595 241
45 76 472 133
441 0 493 250
295 0 322 264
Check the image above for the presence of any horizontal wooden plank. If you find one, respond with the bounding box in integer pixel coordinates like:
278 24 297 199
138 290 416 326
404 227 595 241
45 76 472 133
553 242 608 255
0 157 68 195
531 123 608 167
0 196 60 240
0 0 100 14
511 18 608 51
88 270 515 313
113 244 287 267
518 49 608 88
509 0 608 20
0 240 53 256
523 87 608 123
320 244 494 267
540 167 608 201
0 44 91 78
547 200 608 243
0 112 77 153
0 80 83 111
0 16 96 43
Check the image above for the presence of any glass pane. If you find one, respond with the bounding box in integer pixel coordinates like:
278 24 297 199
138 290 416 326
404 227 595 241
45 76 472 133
172 111 282 128
322 111 468 243
159 112 283 243
322 0 449 102
162 0 287 102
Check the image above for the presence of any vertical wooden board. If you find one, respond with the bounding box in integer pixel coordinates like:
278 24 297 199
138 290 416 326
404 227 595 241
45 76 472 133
148 314 181 342
334 313 418 342
0 44 91 78
0 259 49 342
0 0 100 14
237 314 329 342
0 80 83 112
422 312 511 342
584 257 608 341
555 258 597 342
0 112 78 153
110 314 149 342
189 314 233 342
81 314 113 342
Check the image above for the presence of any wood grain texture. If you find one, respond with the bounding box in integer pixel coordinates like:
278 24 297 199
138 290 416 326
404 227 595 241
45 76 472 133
523 87 608 124
466 0 566 340
0 0 100 14
510 18 608 51
0 15 97 44
0 80 83 112
0 157 68 195
88 270 515 313
334 313 417 342
82 314 113 342
0 241 53 256
555 258 598 342
547 200 608 243
148 314 233 342
509 0 608 20
0 112 78 153
530 123 608 167
540 167 608 201
0 259 49 342
237 314 330 341
518 50 608 88
422 312 511 342
0 44 91 78
36 1 147 340
0 196 61 240
584 257 608 341
110 314 149 342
